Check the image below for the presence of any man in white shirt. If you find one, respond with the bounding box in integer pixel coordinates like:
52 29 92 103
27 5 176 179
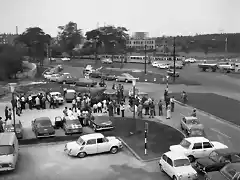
35 96 40 110
93 104 98 113
170 96 175 112
28 95 32 109
97 102 102 113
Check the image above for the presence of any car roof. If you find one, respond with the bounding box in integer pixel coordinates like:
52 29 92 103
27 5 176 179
184 137 209 143
164 151 189 160
184 117 198 120
0 132 16 145
35 117 51 121
214 149 240 156
81 133 104 140
66 89 76 92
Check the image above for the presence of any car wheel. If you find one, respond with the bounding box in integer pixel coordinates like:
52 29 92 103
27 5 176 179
77 152 86 158
173 176 177 180
110 146 118 154
188 155 195 163
159 164 164 172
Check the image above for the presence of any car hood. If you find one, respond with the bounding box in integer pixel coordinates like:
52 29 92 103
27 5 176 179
211 141 228 149
94 116 112 126
174 166 197 176
67 141 81 150
0 155 14 163
197 158 215 166
170 145 188 153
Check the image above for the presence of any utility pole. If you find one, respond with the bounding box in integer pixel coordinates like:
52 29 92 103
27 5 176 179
225 37 228 53
173 37 176 81
144 44 147 74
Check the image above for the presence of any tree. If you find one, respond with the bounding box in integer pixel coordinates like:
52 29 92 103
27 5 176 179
15 27 51 66
0 45 23 80
57 21 83 56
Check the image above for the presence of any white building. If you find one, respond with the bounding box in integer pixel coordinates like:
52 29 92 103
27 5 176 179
126 39 156 50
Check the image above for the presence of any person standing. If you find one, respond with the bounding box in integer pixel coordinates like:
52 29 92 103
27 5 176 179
5 106 9 121
116 103 120 115
170 96 175 112
166 105 171 119
120 103 125 117
63 107 68 116
149 102 155 118
8 108 12 120
158 100 163 116
93 103 98 113
28 95 33 109
97 101 102 113
20 95 26 110
108 102 114 117
137 103 143 118
16 100 21 116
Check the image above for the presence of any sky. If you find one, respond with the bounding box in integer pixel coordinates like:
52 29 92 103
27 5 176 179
0 0 239 37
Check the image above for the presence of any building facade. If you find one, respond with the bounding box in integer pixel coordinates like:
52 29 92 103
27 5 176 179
0 34 18 45
126 39 156 50
132 32 149 39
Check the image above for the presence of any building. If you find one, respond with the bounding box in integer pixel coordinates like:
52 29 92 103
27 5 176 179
126 38 156 50
0 33 18 45
132 32 149 39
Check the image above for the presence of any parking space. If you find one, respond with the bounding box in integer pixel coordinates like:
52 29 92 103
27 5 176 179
0 143 164 180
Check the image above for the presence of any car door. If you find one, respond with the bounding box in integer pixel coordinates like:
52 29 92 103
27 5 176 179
191 142 204 158
203 142 214 156
97 138 110 153
84 139 98 154
166 157 174 177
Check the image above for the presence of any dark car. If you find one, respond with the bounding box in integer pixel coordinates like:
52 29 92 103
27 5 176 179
102 74 116 81
204 163 240 180
31 117 55 138
88 115 114 131
75 78 97 87
90 71 102 78
57 74 78 84
62 116 83 135
196 149 240 173
4 120 23 139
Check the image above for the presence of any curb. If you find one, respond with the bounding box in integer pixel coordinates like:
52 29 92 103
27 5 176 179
174 99 240 129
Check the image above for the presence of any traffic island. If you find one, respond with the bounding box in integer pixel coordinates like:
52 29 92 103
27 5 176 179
103 117 184 161
170 92 240 126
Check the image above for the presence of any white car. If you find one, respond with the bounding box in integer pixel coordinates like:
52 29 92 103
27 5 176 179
185 58 196 63
64 133 123 158
101 58 113 64
61 57 70 61
159 151 198 180
169 137 228 162
157 64 170 69
116 73 135 82
49 74 62 82
152 61 161 67
47 92 64 104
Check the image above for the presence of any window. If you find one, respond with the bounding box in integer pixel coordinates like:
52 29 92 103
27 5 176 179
86 139 96 145
174 159 190 167
97 138 106 144
203 142 212 149
180 139 191 148
162 154 168 161
192 143 202 150
167 158 173 166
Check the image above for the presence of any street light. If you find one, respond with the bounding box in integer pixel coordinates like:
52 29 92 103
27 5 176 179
9 83 17 134
166 75 169 91
144 44 147 74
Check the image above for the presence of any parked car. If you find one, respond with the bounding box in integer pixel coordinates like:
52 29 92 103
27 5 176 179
65 89 76 102
188 125 206 137
195 149 240 173
88 114 114 131
47 92 64 104
4 119 23 139
83 65 94 75
49 74 62 82
152 61 161 67
116 73 135 82
167 69 180 77
31 117 55 138
61 57 70 61
64 133 123 158
75 78 97 87
157 64 170 69
185 58 197 63
62 116 83 135
102 74 116 81
57 74 78 84
90 71 102 78
204 163 240 180
159 151 198 180
180 116 202 135
101 58 113 64
170 137 228 162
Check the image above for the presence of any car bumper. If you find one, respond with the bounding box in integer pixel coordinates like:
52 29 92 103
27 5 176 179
37 134 56 138
95 126 114 131
0 167 15 171
65 128 83 134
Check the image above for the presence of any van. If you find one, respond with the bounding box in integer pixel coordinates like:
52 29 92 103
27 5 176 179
65 89 76 102
0 132 19 171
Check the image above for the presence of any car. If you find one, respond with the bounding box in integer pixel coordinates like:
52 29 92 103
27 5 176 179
204 163 240 180
195 149 240 173
47 92 64 104
90 71 102 78
31 117 55 138
102 74 116 81
75 78 97 87
88 114 114 131
101 58 113 64
57 74 78 84
61 57 70 61
152 61 162 67
116 73 135 82
157 63 170 69
159 151 198 180
167 69 180 77
188 125 207 137
62 116 83 135
4 119 23 139
180 116 202 135
83 65 94 75
64 133 123 158
185 58 196 63
48 74 62 82
169 137 228 162
169 63 183 69
65 89 76 102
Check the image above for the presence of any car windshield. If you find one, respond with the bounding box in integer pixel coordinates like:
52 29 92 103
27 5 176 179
37 120 51 127
76 137 85 145
186 119 199 124
180 139 191 148
209 151 220 162
221 165 238 180
66 120 80 125
0 145 14 155
174 159 190 167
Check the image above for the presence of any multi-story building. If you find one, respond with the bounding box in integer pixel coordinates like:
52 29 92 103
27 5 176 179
0 33 18 45
132 32 149 39
126 39 156 50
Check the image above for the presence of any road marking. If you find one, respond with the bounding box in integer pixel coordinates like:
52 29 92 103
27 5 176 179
210 128 231 138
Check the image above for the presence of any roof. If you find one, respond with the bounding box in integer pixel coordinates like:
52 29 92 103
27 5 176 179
185 137 209 143
184 117 198 121
164 151 189 160
0 132 16 145
35 117 51 121
81 133 104 140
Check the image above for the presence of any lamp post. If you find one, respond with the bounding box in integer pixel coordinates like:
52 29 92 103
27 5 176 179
166 75 169 91
9 83 17 134
144 44 147 74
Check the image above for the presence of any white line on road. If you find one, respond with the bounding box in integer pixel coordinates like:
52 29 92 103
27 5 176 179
210 128 231 138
